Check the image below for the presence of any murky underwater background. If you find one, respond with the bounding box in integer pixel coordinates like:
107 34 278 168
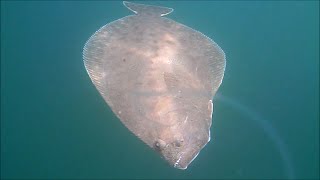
1 1 319 179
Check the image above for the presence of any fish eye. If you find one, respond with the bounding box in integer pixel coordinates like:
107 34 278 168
155 141 160 147
174 139 184 147
154 139 166 150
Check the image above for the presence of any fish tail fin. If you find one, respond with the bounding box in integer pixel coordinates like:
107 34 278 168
123 1 173 17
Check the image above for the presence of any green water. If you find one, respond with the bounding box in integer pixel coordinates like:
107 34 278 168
1 1 319 179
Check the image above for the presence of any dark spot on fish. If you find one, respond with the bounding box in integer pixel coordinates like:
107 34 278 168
133 25 139 30
149 32 155 36
147 79 156 87
165 40 174 45
123 58 126 62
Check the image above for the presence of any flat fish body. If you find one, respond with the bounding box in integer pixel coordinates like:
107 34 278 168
83 1 226 169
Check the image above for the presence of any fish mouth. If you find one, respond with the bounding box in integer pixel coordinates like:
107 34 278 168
171 134 210 170
173 155 184 169
171 147 202 170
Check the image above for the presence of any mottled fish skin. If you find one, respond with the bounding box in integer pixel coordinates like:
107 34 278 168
83 1 225 169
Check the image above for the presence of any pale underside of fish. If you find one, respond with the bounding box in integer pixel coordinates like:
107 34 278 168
83 1 226 170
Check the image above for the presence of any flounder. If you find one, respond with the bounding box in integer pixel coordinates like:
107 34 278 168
83 1 226 169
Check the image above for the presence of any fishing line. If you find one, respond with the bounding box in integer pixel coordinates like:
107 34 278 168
214 94 295 179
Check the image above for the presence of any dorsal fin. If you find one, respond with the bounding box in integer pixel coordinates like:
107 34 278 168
123 1 173 17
